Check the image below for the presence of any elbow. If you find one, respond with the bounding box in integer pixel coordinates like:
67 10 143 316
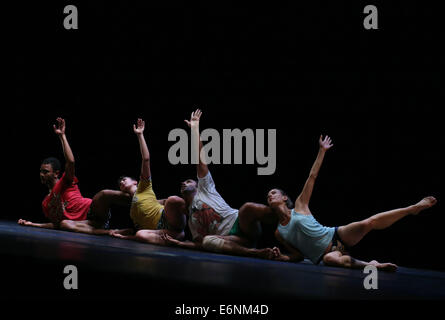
142 157 150 162
309 172 317 180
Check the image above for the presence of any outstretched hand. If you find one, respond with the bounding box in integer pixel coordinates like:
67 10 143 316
319 135 333 151
184 109 202 128
133 118 145 135
17 219 33 226
53 117 66 136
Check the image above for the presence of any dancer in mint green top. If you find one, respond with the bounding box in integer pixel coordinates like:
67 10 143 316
276 209 334 264
268 135 437 271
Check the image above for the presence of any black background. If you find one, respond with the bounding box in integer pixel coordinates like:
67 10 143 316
10 0 444 274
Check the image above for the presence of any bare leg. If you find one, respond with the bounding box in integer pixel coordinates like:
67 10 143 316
323 251 397 272
116 196 186 244
163 196 187 234
135 229 185 245
338 196 437 247
199 203 276 258
220 235 251 247
215 236 274 259
57 190 132 235
59 220 111 235
89 189 132 222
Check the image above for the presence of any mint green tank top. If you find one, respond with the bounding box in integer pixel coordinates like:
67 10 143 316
277 209 335 264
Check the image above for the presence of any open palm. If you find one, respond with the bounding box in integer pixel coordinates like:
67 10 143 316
133 118 145 134
319 135 333 150
53 117 66 136
184 109 202 128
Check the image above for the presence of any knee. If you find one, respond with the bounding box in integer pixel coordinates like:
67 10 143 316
96 189 116 199
240 202 257 212
202 235 225 253
239 202 264 219
166 196 185 206
93 190 106 201
135 230 145 237
323 252 344 266
166 196 186 214
135 230 146 241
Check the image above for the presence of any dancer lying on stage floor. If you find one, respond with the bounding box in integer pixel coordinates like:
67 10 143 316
162 109 276 259
18 118 131 234
266 134 437 271
109 119 188 244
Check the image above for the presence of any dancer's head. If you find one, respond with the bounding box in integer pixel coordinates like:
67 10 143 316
267 188 294 209
118 176 138 193
40 157 61 185
181 179 198 197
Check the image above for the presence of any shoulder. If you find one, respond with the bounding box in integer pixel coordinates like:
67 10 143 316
198 170 212 181
137 177 152 188
60 172 79 186
197 171 215 188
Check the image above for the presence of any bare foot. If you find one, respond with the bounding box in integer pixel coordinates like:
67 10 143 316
369 260 398 272
412 196 437 215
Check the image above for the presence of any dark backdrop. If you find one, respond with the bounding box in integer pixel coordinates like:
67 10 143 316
10 1 444 271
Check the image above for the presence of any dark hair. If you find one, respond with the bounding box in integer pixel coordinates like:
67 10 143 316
276 188 294 209
117 175 135 188
42 157 61 172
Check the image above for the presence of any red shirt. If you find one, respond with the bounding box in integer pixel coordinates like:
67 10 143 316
42 172 92 223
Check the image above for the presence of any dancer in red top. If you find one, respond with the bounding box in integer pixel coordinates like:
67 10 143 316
18 118 131 234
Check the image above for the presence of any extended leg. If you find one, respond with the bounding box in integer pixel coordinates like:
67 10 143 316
338 196 437 247
59 219 111 235
203 235 274 260
134 229 184 245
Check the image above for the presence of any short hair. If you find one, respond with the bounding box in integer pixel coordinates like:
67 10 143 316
276 188 294 209
42 157 61 172
117 175 136 188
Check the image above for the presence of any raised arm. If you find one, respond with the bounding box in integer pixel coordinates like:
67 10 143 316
185 109 208 178
133 119 151 180
294 135 333 211
54 118 75 184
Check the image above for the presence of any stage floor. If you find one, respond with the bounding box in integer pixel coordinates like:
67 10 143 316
1 220 444 303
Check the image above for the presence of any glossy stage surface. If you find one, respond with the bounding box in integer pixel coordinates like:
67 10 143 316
1 220 444 303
